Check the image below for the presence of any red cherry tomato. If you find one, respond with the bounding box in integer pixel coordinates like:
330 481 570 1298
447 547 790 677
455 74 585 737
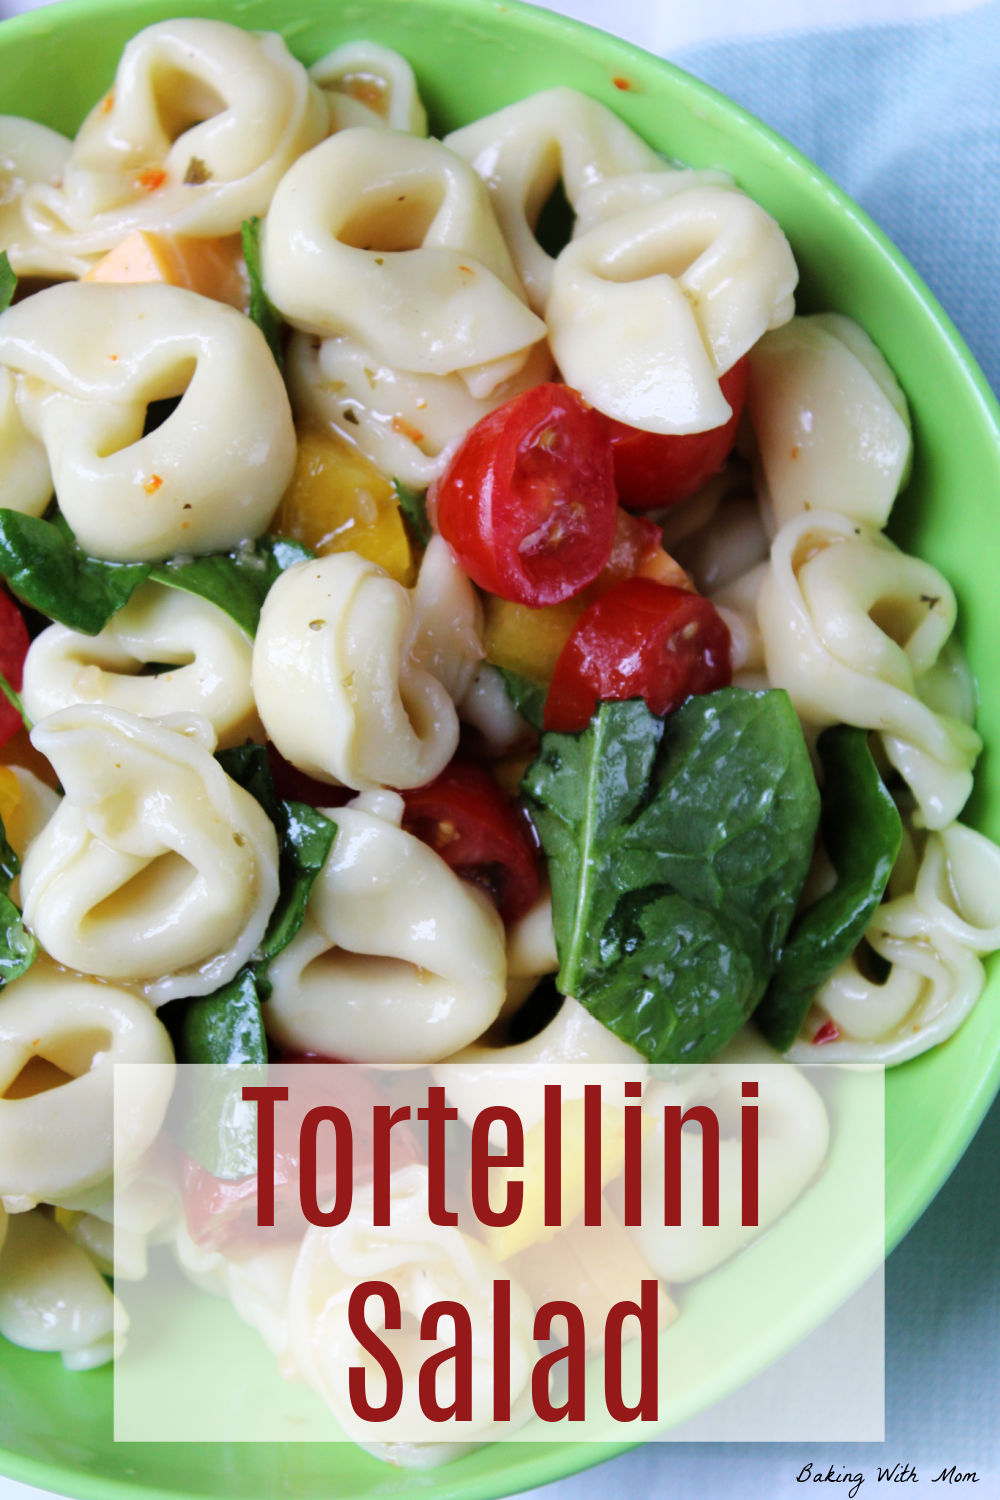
604 356 749 511
0 592 30 749
544 578 732 733
180 1065 420 1251
265 742 351 809
401 761 540 923
435 382 618 606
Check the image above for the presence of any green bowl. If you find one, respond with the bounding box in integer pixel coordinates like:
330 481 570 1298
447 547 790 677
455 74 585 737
2 0 999 1496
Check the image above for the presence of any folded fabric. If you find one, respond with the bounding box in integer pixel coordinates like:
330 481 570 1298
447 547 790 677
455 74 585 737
678 1 1000 395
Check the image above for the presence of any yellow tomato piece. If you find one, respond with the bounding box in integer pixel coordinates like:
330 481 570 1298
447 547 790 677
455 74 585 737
0 765 20 828
483 596 583 684
83 230 246 309
274 427 415 586
482 1099 652 1261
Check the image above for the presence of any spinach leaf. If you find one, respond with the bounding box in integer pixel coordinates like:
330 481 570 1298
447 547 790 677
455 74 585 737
241 216 284 372
151 535 313 639
0 668 30 733
0 251 15 314
217 744 336 996
495 665 547 732
756 726 902 1053
163 748 336 1176
392 478 431 547
164 968 267 1180
521 690 820 1061
0 814 37 987
170 966 267 1066
0 508 312 639
0 509 150 634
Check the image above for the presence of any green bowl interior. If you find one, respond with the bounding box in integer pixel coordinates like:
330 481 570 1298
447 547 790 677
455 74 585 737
2 1 999 1497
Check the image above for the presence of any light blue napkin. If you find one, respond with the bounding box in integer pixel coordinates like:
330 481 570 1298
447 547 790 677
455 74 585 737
678 1 1000 396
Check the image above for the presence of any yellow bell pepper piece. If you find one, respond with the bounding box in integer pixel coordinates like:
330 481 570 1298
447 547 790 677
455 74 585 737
273 427 415 586
483 596 583 684
0 765 20 830
482 1099 652 1262
82 229 246 309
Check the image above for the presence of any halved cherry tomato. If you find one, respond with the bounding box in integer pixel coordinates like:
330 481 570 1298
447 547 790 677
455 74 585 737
0 592 30 749
435 383 618 606
401 760 540 923
604 356 749 511
266 742 352 810
180 1064 420 1251
544 578 732 733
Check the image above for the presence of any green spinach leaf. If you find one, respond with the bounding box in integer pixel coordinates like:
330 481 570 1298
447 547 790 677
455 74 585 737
0 508 312 639
163 968 267 1179
0 509 151 634
0 251 16 314
495 665 547 732
0 668 30 733
151 535 313 638
241 216 284 372
0 814 37 987
756 726 902 1053
217 744 336 996
171 967 267 1066
392 478 431 547
521 690 820 1061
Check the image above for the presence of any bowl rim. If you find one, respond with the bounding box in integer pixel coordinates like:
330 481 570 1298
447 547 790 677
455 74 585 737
0 0 999 1496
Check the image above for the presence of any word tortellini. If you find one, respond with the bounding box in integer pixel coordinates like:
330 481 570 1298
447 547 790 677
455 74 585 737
253 539 481 791
266 791 506 1063
0 280 296 561
19 19 330 260
19 706 280 1003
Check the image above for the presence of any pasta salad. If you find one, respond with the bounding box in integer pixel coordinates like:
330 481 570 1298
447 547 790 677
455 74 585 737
0 14 997 1457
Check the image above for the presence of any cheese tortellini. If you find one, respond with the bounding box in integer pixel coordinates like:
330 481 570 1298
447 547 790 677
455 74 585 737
748 313 913 530
262 128 545 397
0 1209 124 1371
757 510 981 828
22 581 259 748
19 706 280 1003
790 821 1000 1062
309 41 428 136
286 1165 536 1442
0 116 74 277
620 1034 829 1282
0 280 296 560
253 540 481 791
0 959 174 1210
19 19 330 260
266 791 506 1062
547 184 797 433
445 87 663 312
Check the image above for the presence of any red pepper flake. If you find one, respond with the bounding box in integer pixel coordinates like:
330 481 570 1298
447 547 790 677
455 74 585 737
790 444 800 460
100 91 114 114
457 264 473 274
108 354 118 362
812 1019 841 1045
612 76 633 91
142 474 164 494
136 167 167 193
392 416 425 444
